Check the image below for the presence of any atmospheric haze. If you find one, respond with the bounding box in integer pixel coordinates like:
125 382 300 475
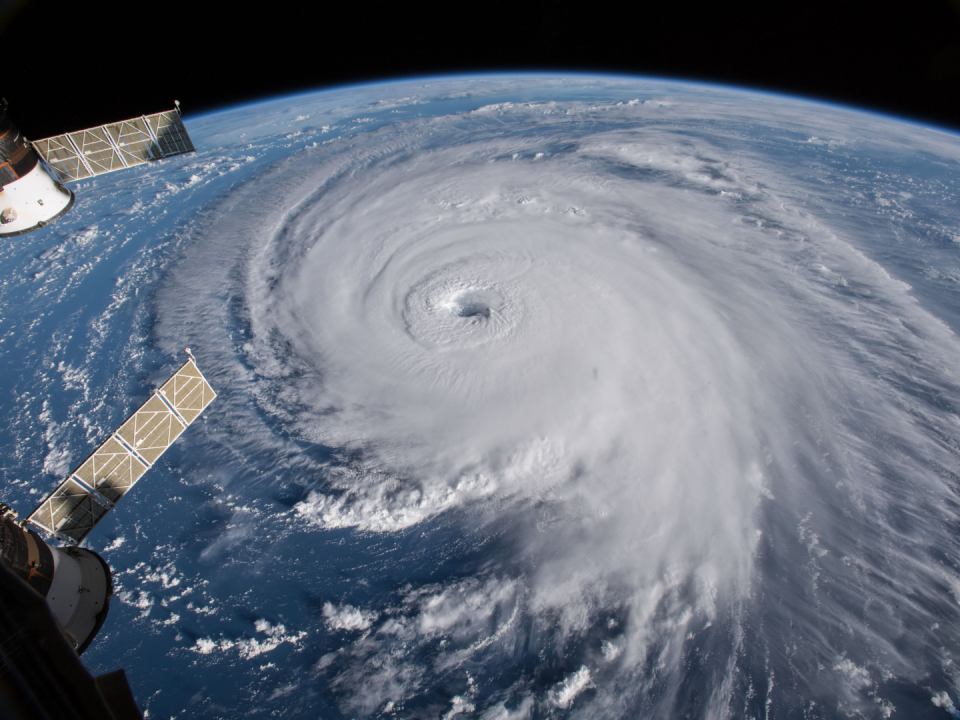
2 76 960 718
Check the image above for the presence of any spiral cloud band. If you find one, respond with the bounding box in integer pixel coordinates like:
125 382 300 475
148 79 960 717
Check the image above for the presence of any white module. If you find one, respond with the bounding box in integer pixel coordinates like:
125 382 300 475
0 161 74 236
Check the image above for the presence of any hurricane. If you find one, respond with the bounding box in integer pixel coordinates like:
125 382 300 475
3 76 960 718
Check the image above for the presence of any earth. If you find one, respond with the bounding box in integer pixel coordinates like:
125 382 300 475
2 75 960 719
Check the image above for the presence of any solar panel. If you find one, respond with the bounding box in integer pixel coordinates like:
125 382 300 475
147 110 195 157
31 108 195 183
27 478 111 545
72 436 149 504
27 356 216 544
158 359 215 424
116 395 187 466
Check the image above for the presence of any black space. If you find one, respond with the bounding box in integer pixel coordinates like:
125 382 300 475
2 0 960 138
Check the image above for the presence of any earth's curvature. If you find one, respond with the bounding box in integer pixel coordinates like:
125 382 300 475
2 74 960 719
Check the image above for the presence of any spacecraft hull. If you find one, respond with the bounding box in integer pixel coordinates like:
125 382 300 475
0 516 111 654
0 107 74 237
0 161 74 236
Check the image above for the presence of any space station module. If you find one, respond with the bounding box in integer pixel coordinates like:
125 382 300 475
0 99 195 237
0 102 74 235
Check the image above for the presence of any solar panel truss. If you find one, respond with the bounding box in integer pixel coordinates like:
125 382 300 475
27 357 216 544
31 109 195 183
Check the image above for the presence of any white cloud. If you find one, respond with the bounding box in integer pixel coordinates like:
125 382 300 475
551 666 593 709
191 619 307 660
117 589 153 618
322 602 378 632
443 695 475 718
601 639 623 662
480 698 534 720
102 536 125 552
833 658 872 690
932 691 958 717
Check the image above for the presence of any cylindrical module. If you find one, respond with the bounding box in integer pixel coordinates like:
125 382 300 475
0 516 112 654
0 107 74 236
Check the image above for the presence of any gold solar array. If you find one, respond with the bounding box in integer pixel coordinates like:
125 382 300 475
27 356 216 544
31 109 196 183
117 396 187 466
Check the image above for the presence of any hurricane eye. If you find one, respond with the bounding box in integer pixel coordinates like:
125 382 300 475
443 289 502 320
453 299 490 318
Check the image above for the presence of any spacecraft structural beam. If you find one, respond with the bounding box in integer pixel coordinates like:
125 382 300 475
102 127 130 169
140 117 162 156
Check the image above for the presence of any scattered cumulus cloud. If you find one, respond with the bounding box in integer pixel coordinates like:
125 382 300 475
322 602 379 632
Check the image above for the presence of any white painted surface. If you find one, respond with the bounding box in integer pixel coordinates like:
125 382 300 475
0 162 73 236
